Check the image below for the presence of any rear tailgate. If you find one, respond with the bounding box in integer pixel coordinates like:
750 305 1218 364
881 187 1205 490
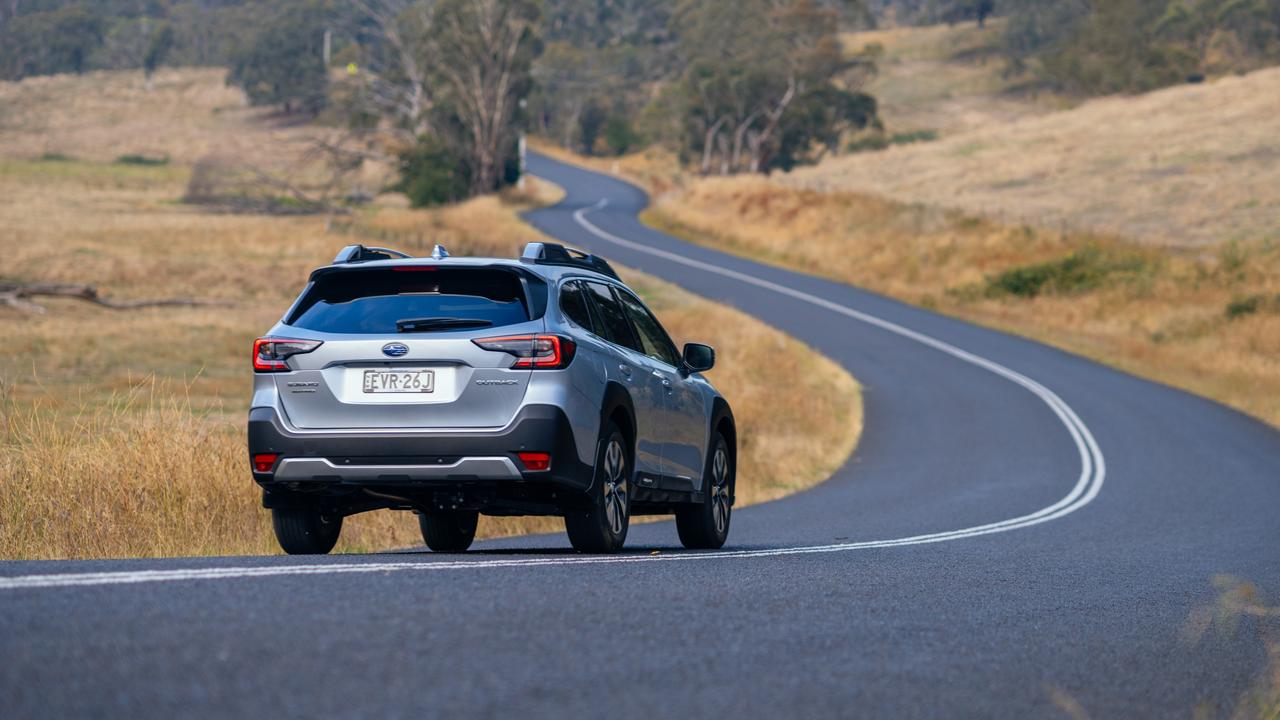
277 333 534 430
271 264 544 431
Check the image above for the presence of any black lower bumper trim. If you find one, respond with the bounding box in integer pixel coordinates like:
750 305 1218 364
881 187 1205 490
248 404 594 499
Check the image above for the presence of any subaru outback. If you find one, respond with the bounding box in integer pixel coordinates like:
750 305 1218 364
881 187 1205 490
248 242 735 555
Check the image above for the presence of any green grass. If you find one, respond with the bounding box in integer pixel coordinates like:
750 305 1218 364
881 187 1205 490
1 157 186 188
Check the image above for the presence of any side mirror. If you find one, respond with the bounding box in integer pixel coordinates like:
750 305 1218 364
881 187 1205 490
682 343 715 373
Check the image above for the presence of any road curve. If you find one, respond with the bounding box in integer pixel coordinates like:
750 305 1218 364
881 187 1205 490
3 152 1279 718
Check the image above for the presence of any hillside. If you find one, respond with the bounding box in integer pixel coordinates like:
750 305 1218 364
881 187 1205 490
845 20 1058 138
0 68 303 164
788 63 1280 248
580 25 1280 431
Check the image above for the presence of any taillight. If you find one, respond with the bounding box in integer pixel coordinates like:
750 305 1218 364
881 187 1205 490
252 453 279 473
253 337 323 372
472 334 576 369
517 452 552 471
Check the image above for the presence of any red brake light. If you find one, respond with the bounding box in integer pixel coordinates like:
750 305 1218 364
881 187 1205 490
517 452 552 471
472 334 576 369
253 337 323 372
253 453 279 473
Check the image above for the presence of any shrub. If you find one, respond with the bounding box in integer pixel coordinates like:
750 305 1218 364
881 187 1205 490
1225 295 1261 319
846 129 938 154
603 116 642 156
1218 239 1249 277
395 136 472 208
986 247 1148 298
115 154 169 166
890 129 938 145
846 135 889 153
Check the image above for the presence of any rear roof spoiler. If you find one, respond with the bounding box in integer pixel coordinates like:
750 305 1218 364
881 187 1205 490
332 244 412 264
520 242 620 280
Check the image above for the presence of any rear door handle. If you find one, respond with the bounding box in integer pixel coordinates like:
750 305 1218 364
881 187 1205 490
618 364 632 377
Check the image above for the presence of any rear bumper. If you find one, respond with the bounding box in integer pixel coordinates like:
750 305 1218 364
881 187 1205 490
273 456 524 482
247 404 593 492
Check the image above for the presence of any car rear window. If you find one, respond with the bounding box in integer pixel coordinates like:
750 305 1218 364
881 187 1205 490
287 267 537 334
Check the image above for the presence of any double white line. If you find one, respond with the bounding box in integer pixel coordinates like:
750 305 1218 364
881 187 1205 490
0 192 1104 592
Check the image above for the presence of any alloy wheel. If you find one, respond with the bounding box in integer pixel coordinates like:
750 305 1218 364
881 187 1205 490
602 437 628 535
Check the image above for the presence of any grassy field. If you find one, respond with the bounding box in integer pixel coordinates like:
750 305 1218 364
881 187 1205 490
0 70 861 560
645 177 1280 429
843 20 1061 138
786 62 1280 248
0 67 312 164
537 23 1280 431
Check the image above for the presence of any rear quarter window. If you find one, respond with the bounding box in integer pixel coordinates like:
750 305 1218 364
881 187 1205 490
559 280 598 332
287 267 540 334
582 281 643 353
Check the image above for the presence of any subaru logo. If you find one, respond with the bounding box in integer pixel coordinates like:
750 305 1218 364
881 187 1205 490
381 342 409 358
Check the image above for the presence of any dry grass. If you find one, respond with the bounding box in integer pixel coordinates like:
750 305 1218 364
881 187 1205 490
844 20 1062 137
0 69 860 560
646 175 1280 429
1184 577 1280 719
528 138 688 196
785 64 1280 248
554 30 1280 430
0 67 302 165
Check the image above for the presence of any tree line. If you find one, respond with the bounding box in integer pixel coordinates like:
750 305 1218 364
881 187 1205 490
1000 0 1280 95
1 0 885 204
8 0 1273 206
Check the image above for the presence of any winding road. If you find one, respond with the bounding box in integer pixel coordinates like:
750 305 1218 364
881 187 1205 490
3 152 1279 718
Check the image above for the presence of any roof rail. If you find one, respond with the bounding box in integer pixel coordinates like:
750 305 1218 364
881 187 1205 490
520 242 620 280
332 244 412 264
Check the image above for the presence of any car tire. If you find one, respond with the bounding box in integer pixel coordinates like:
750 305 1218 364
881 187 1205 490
564 421 631 553
419 510 479 553
676 431 732 549
272 507 343 555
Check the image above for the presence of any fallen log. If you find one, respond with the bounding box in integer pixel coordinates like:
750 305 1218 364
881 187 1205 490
0 282 229 314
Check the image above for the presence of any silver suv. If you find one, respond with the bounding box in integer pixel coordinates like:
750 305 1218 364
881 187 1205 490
248 242 735 555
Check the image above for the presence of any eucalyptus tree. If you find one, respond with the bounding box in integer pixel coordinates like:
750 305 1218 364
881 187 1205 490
674 0 878 174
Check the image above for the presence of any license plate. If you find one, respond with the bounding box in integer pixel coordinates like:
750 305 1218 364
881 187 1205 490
362 369 435 393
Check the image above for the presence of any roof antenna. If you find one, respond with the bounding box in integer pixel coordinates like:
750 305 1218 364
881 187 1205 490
431 244 450 260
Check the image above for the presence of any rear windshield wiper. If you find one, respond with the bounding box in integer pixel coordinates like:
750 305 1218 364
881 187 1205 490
396 317 494 333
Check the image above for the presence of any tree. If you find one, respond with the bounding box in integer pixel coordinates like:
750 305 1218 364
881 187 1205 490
673 0 878 175
0 3 106 80
603 116 642 155
942 0 997 27
348 0 436 136
1000 0 1280 95
143 21 174 85
578 98 609 154
428 0 540 194
346 0 538 199
227 2 329 114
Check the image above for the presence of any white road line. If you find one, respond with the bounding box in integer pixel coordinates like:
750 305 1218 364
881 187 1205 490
0 189 1105 593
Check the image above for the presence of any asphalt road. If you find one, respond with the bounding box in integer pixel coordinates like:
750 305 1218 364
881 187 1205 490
3 152 1279 718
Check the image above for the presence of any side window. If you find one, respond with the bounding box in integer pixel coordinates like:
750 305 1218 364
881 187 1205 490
583 281 643 353
616 289 681 367
559 280 597 333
